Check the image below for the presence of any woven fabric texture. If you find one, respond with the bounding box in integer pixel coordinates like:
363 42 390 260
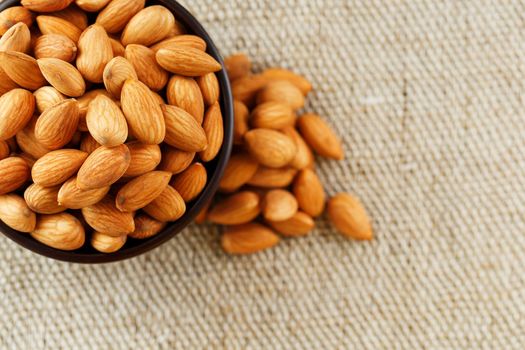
2 0 525 348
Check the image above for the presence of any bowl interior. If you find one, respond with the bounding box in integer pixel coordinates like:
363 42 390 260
0 0 233 263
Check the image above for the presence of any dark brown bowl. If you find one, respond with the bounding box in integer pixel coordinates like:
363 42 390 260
0 0 233 263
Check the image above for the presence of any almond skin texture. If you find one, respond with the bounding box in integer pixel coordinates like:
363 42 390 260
267 211 314 237
76 0 112 12
156 46 222 77
0 51 46 90
82 196 134 236
125 44 168 91
79 133 101 154
233 100 249 144
251 102 295 130
16 117 51 159
51 5 88 30
116 171 171 212
0 157 30 194
197 73 219 106
170 163 207 202
262 189 298 222
219 152 259 193
221 223 279 255
166 75 204 123
150 35 206 53
76 24 113 83
282 126 315 169
257 81 305 110
158 146 195 174
293 169 326 217
31 149 88 187
327 193 373 240
244 129 297 168
22 0 74 12
193 201 210 224
57 176 109 209
121 5 174 46
247 166 298 188
77 144 131 190
121 79 165 145
109 37 125 57
36 16 82 42
199 103 224 162
124 142 161 177
96 0 145 34
31 213 85 251
231 75 268 106
0 66 19 96
224 54 251 82
162 105 207 152
77 89 111 130
208 191 260 225
34 34 77 62
0 22 31 53
297 113 344 160
37 57 86 97
129 214 166 239
91 232 127 253
0 89 35 140
143 185 186 222
0 7 33 36
35 99 79 150
86 95 128 147
0 194 36 232
0 141 9 160
34 86 66 113
24 183 66 214
262 68 312 95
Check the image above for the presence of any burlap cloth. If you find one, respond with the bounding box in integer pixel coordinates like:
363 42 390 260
2 0 525 348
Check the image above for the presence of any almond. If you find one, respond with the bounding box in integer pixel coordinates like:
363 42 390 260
34 99 79 150
57 176 109 209
261 189 298 222
293 169 325 217
267 211 314 237
17 153 37 169
221 223 279 255
22 0 74 12
121 5 174 46
208 191 260 225
16 117 51 159
124 141 161 177
129 214 166 239
34 86 66 113
86 95 128 147
231 75 268 106
247 166 297 188
0 88 35 140
31 213 85 251
37 57 86 97
170 163 206 202
233 100 249 144
297 113 344 160
193 201 210 224
125 44 168 91
150 35 206 52
0 22 31 53
224 54 251 82
168 20 186 37
91 232 127 253
158 146 195 174
24 183 66 214
36 15 82 42
76 0 111 12
96 0 145 34
162 104 207 152
199 102 224 162
76 24 113 83
31 149 87 187
156 46 221 76
166 75 204 123
121 79 165 145
109 37 125 57
143 185 186 222
79 133 100 154
77 144 130 190
50 5 88 30
197 73 219 106
257 81 305 110
0 157 30 194
244 129 296 168
0 66 19 96
0 141 9 160
251 102 295 130
219 152 259 192
0 51 46 90
281 126 315 169
82 196 134 236
262 68 312 95
77 89 111 130
0 194 36 232
34 34 77 62
0 6 33 36
327 193 373 240
116 171 171 212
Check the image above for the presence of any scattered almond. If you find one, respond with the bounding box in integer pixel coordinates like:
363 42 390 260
244 129 296 168
219 152 259 192
327 193 373 240
262 189 298 222
293 169 325 217
267 211 314 237
224 54 251 81
251 102 295 130
261 68 312 95
257 80 305 110
221 223 279 255
297 113 344 160
247 166 297 188
208 191 260 225
233 100 249 144
281 126 314 169
231 75 267 106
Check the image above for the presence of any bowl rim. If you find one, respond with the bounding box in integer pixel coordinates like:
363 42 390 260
0 0 234 264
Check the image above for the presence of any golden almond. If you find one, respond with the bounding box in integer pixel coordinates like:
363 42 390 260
199 102 224 162
77 144 130 190
0 6 33 36
293 169 325 217
76 0 111 12
221 223 279 255
158 146 195 174
0 22 31 53
81 196 134 236
208 191 260 225
121 5 174 46
156 46 221 76
267 211 314 237
224 54 251 82
231 74 268 106
247 166 297 188
109 37 125 57
0 51 46 90
150 35 206 52
168 20 186 37
116 171 171 212
31 213 85 251
91 232 127 253
34 86 66 113
77 89 111 130
0 66 19 96
31 149 88 187
281 126 315 169
57 176 109 209
244 129 296 168
37 57 86 97
21 0 74 12
162 104 207 152
0 194 36 232
34 99 79 150
36 15 81 42
0 141 9 160
86 95 128 147
129 214 166 239
170 163 207 202
50 5 88 30
0 157 30 195
24 183 65 214
233 99 249 144
297 113 344 160
197 73 219 106
125 44 168 91
262 189 298 222
0 88 35 140
15 117 51 159
262 68 312 95
76 24 113 83
121 79 165 145
219 152 259 193
96 0 145 34
257 80 305 110
124 141 161 177
34 34 77 62
327 193 373 240
166 75 204 123
251 102 295 130
143 185 186 222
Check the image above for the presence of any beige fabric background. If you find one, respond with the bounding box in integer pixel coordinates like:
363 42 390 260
2 0 525 348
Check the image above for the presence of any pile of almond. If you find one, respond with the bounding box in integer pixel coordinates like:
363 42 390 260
199 54 374 255
0 0 224 253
